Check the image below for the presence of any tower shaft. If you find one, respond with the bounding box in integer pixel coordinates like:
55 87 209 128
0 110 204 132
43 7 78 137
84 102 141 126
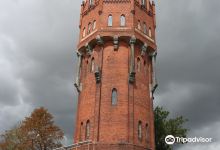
73 0 158 150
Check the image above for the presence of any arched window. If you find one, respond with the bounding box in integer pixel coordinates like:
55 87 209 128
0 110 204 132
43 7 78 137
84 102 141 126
138 20 141 30
137 57 141 72
138 121 142 140
143 22 147 34
89 0 94 6
111 88 117 105
83 27 86 38
120 15 126 26
141 0 146 6
88 22 91 34
79 122 83 141
85 120 90 140
85 60 89 77
149 27 152 37
91 58 95 72
144 60 147 75
92 20 96 30
146 123 149 141
108 15 113 27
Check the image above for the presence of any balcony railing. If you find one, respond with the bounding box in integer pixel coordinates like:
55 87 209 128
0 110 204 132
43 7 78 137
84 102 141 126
53 140 92 150
53 140 152 150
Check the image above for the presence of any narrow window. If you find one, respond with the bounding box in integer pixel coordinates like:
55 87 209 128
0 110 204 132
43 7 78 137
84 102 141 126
88 22 91 34
144 60 147 75
138 121 142 140
91 58 95 73
138 20 141 30
137 57 141 72
149 27 152 37
111 88 117 105
79 122 83 141
85 120 90 140
83 27 86 38
141 0 146 6
85 60 89 77
89 0 94 6
146 123 149 142
108 15 113 27
143 22 147 34
120 15 126 26
92 20 96 30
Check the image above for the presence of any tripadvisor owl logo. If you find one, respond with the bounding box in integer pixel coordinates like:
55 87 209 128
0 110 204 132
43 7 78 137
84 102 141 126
165 135 175 145
165 135 213 145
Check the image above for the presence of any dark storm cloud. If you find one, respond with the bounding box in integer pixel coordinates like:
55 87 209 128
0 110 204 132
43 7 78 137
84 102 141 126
155 0 220 149
0 0 81 143
0 0 220 149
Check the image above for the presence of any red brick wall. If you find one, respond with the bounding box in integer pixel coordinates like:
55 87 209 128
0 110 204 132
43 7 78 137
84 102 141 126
99 41 129 143
74 1 156 150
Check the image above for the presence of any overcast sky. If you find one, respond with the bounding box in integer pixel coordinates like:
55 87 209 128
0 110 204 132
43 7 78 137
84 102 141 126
0 0 220 149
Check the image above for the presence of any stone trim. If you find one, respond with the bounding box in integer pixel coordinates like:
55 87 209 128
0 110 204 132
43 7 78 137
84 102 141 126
129 35 136 83
113 35 119 50
150 52 158 96
74 52 83 92
135 28 154 43
85 43 93 56
141 43 148 56
96 35 104 45
95 67 101 84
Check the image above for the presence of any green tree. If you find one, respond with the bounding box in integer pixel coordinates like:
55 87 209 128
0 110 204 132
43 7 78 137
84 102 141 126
154 106 188 150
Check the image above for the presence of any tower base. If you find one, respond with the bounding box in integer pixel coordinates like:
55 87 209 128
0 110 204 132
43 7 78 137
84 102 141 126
71 142 152 150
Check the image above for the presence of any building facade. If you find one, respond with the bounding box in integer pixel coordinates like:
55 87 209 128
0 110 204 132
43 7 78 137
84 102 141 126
74 0 158 150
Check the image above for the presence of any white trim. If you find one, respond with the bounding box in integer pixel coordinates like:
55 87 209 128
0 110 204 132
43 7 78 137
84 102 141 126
80 29 98 42
135 28 154 43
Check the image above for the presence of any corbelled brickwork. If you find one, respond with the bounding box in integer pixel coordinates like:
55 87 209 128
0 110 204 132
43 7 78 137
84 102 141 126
73 0 158 150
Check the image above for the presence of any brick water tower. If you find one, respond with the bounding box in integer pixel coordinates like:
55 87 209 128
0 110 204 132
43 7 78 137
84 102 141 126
74 0 158 149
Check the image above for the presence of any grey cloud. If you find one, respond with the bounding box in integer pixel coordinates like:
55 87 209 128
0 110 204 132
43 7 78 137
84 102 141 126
0 0 220 148
0 0 81 144
155 0 220 149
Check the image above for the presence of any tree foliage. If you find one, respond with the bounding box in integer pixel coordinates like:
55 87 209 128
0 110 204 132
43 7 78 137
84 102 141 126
0 107 64 150
154 106 188 150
